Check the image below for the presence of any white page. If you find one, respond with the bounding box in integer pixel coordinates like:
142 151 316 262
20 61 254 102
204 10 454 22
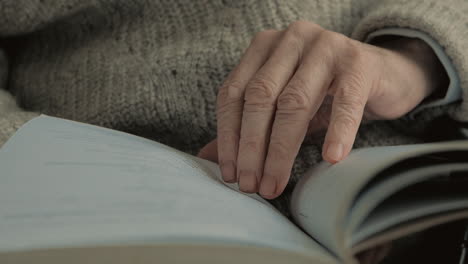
351 196 468 246
350 210 468 255
346 162 468 244
0 116 334 264
290 140 468 259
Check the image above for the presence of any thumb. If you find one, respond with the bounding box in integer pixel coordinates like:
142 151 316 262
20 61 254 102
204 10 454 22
197 138 219 163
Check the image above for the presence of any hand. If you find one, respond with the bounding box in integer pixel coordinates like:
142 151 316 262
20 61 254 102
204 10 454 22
198 21 446 199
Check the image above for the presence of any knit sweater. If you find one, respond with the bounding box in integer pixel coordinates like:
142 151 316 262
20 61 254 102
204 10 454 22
0 0 467 214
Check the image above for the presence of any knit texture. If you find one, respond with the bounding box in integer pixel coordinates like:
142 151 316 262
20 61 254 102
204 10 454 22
0 49 39 145
0 0 466 215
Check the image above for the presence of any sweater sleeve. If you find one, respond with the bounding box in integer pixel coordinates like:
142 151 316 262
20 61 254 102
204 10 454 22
365 28 461 116
0 50 39 147
0 0 96 36
351 0 468 124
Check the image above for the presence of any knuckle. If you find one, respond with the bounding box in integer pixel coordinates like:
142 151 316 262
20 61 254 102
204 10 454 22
218 107 237 128
274 103 310 129
244 74 277 106
216 102 242 120
315 31 350 65
345 45 369 73
239 136 262 153
341 74 367 105
332 87 366 132
277 79 311 112
282 37 303 60
334 112 360 132
318 30 348 48
216 78 245 116
338 86 365 110
333 39 368 74
285 21 309 45
346 42 364 61
330 84 367 134
218 78 244 101
268 139 293 162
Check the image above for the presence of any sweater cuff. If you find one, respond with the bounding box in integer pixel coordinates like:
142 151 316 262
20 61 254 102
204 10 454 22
351 0 468 122
364 28 461 117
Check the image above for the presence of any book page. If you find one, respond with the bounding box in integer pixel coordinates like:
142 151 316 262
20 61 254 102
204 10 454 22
290 141 468 259
0 116 334 264
351 192 468 246
350 210 468 255
347 162 468 246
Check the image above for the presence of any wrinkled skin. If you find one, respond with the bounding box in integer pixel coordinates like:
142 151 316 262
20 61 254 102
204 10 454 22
198 20 445 200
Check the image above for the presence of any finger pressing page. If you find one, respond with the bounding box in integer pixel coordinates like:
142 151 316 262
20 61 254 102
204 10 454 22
216 30 281 183
197 138 218 163
322 76 369 164
259 56 333 199
236 31 308 193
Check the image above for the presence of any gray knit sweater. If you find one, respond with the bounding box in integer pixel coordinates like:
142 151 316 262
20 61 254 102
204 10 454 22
1 0 467 213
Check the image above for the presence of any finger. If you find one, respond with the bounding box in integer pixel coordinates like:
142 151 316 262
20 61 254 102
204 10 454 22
237 22 318 193
322 74 369 164
306 95 333 135
217 30 281 183
197 138 218 163
259 47 334 199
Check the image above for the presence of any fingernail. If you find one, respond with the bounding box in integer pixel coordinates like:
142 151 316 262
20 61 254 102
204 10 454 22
221 161 236 183
259 177 277 198
326 142 343 163
238 170 258 193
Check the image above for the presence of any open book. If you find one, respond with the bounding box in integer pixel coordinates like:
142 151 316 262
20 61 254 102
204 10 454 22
1 115 467 264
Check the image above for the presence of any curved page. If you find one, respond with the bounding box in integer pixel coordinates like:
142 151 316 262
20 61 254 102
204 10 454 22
0 116 334 264
347 163 468 241
291 140 468 259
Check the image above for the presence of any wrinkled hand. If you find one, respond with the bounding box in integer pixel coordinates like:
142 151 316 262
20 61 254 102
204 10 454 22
198 21 444 199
